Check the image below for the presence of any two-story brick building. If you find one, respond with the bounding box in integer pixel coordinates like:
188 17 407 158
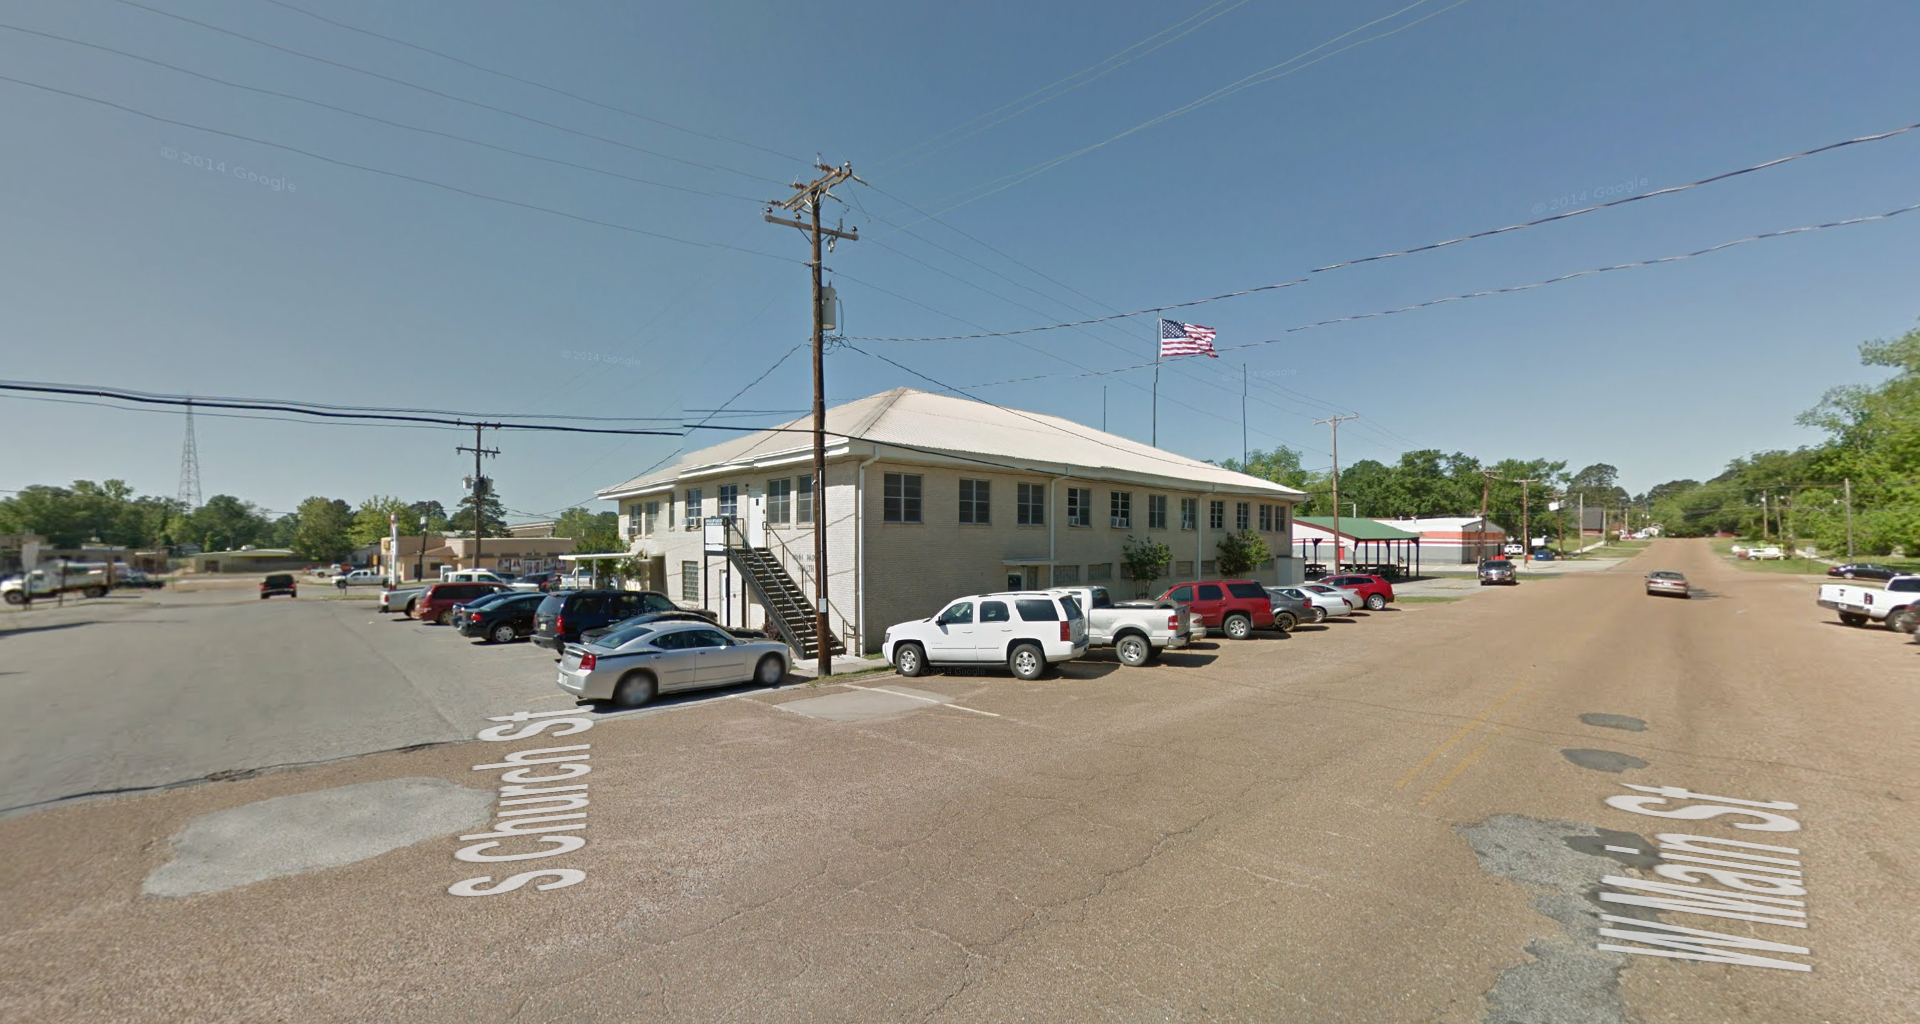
597 388 1305 655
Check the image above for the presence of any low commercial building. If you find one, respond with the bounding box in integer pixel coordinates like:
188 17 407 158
188 548 306 573
1291 517 1422 575
1372 517 1508 564
597 388 1304 656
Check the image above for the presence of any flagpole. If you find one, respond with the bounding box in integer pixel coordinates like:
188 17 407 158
1151 310 1161 447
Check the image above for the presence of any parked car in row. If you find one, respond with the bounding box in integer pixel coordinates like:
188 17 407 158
415 581 511 625
380 583 430 615
1271 585 1350 622
1298 582 1362 612
885 590 1088 680
534 590 712 651
1818 574 1920 632
580 608 746 644
456 591 546 643
1826 563 1902 581
1322 573 1395 610
1058 586 1190 666
557 620 791 707
1154 580 1280 639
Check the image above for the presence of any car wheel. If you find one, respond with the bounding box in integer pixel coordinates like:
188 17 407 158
1843 571 1855 579
403 600 417 616
489 622 517 644
1838 612 1868 627
1888 607 1918 634
612 671 656 708
1366 593 1387 611
1223 613 1252 640
84 586 108 599
755 654 785 686
3 591 24 605
1272 611 1298 633
260 594 268 600
1116 634 1150 667
1008 642 1046 680
894 642 927 677
1312 607 1327 623
437 609 454 626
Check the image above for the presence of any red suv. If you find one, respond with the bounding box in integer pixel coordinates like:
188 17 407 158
1323 573 1395 610
1156 580 1278 640
415 581 510 625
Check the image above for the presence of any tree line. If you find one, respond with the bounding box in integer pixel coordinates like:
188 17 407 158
0 482 625 564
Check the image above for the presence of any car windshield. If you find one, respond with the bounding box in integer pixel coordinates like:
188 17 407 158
1650 572 1685 580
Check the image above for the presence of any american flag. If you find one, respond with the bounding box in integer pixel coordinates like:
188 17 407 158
1159 318 1218 358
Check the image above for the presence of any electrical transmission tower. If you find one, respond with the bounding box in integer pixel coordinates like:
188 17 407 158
176 401 203 509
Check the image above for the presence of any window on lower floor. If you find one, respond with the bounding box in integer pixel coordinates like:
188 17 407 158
884 473 922 523
1053 564 1080 585
959 479 990 524
1174 560 1194 578
681 561 699 602
1087 562 1113 581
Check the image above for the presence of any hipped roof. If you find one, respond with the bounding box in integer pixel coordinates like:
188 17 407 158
599 388 1304 500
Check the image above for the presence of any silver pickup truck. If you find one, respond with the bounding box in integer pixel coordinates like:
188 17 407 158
379 584 431 615
1057 586 1192 666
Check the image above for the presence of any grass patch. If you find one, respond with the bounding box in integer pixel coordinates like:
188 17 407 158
1709 539 1832 576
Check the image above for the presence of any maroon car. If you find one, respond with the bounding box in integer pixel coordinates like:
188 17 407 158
1323 573 1396 610
414 581 510 625
1155 579 1280 640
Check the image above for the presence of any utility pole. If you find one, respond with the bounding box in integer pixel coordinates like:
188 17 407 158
767 161 860 678
1844 477 1854 558
455 423 499 571
1478 469 1493 560
1315 415 1358 572
1512 478 1539 565
1241 363 1249 468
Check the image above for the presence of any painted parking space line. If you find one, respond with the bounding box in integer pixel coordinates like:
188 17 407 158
838 682 1002 717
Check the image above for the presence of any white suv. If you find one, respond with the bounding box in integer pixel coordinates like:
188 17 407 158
883 591 1089 680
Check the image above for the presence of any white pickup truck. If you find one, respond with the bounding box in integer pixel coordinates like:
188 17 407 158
333 569 388 589
1057 586 1192 666
1817 575 1920 633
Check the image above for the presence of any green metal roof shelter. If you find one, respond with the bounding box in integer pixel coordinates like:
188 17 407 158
1292 516 1422 578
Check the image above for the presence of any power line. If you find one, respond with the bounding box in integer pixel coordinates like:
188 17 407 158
0 73 800 261
1216 199 1920 351
106 0 787 187
875 0 1254 173
252 0 804 164
851 118 1920 343
912 0 1474 222
0 379 693 422
0 23 767 204
0 381 683 435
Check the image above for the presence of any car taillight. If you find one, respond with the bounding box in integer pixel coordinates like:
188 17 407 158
579 652 596 670
470 613 482 622
556 615 567 634
1060 621 1071 641
1167 614 1178 630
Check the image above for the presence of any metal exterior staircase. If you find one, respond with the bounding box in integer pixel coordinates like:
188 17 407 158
727 543 845 660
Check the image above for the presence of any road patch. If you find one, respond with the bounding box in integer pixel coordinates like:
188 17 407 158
1578 713 1647 732
144 777 493 898
1561 749 1651 773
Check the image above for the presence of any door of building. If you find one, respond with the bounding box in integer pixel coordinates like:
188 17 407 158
745 487 767 548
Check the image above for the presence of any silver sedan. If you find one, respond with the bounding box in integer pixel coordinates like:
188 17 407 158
557 620 790 707
1270 586 1351 622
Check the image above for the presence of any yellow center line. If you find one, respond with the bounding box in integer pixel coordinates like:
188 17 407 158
1417 720 1511 806
1392 680 1529 790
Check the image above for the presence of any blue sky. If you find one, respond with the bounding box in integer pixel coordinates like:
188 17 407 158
3 0 1917 518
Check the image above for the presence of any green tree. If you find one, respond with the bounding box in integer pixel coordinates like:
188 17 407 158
349 495 414 547
289 497 354 561
1216 529 1271 577
1121 535 1172 596
181 495 271 551
408 500 452 533
1800 323 1920 553
452 490 509 539
555 507 623 553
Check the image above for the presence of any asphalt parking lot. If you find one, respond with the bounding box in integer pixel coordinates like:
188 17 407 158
2 545 1916 1023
